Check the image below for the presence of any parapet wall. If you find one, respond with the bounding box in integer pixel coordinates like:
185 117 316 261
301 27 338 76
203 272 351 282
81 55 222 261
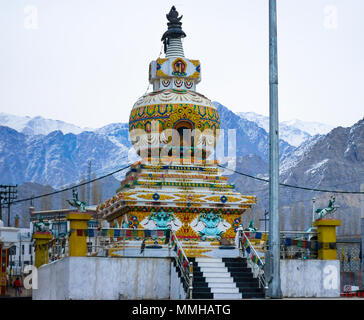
33 256 176 300
280 260 341 297
33 256 341 299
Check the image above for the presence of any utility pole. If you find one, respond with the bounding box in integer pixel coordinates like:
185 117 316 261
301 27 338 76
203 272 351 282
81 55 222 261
0 185 18 227
0 191 4 221
267 0 282 298
259 210 269 234
87 161 92 205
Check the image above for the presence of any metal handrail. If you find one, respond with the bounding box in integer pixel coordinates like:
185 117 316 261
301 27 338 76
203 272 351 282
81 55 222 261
247 230 318 235
170 230 192 299
48 236 69 262
239 230 267 290
87 227 170 256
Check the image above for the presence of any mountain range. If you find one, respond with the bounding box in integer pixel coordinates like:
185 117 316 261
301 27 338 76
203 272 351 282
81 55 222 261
230 117 364 236
0 103 300 188
1 104 363 236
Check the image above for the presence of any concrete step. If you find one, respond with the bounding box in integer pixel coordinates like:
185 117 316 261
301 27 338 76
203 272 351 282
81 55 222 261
197 262 225 268
205 277 234 283
192 292 214 299
192 287 212 293
225 266 251 272
202 272 231 278
238 287 266 294
208 282 237 288
210 287 240 294
242 292 265 299
192 276 208 282
230 271 255 278
200 267 228 273
213 293 242 300
196 258 222 263
222 257 246 262
235 281 261 288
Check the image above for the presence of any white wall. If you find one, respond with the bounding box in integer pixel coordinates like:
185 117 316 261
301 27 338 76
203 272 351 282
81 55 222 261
280 260 341 298
34 257 178 300
0 226 34 275
34 256 341 299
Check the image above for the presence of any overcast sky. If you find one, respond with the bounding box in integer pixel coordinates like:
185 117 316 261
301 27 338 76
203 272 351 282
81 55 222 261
0 0 363 129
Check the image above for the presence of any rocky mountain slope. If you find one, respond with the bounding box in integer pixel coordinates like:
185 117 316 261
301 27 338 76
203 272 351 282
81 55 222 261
231 118 364 236
0 112 93 136
0 126 131 188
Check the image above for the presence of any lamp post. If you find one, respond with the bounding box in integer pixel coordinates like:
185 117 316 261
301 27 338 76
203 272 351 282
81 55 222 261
267 0 282 298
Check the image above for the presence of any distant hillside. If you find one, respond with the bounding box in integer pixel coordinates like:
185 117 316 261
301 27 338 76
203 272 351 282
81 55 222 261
231 118 364 236
7 176 121 228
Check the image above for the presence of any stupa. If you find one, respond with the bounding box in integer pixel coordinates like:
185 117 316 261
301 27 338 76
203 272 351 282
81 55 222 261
96 6 257 256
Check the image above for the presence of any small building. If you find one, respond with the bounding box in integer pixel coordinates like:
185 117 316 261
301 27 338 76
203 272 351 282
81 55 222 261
0 218 34 296
30 205 100 236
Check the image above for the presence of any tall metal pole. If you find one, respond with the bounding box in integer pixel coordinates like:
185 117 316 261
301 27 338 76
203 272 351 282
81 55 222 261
360 183 364 290
268 0 282 298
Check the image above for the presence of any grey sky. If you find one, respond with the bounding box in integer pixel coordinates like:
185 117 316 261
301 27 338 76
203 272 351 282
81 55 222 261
0 0 363 129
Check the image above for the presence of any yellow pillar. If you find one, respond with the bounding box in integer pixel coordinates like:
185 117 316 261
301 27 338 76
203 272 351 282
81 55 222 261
33 232 53 268
67 212 92 257
313 219 341 260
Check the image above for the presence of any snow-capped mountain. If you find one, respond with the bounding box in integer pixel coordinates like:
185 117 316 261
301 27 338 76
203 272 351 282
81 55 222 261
215 103 294 161
281 119 334 137
0 126 132 188
237 111 334 147
0 112 94 136
0 104 294 188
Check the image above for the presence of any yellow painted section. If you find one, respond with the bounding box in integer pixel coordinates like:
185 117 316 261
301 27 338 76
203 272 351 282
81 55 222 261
66 213 92 257
33 232 53 268
313 219 341 260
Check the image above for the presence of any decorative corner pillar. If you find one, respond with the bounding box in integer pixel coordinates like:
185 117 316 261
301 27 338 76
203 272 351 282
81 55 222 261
33 232 53 268
313 219 341 260
67 212 92 257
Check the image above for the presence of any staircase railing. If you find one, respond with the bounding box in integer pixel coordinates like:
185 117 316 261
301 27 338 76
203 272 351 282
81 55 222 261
239 229 267 291
47 236 69 262
170 230 193 299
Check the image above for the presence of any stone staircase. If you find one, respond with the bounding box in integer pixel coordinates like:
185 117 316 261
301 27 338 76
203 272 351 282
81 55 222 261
190 257 265 299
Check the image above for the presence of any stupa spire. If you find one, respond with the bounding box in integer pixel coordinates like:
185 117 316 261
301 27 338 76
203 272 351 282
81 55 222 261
161 6 186 58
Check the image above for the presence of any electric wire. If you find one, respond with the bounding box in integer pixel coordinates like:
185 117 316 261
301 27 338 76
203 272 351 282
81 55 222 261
9 158 364 205
12 162 132 205
217 164 364 195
